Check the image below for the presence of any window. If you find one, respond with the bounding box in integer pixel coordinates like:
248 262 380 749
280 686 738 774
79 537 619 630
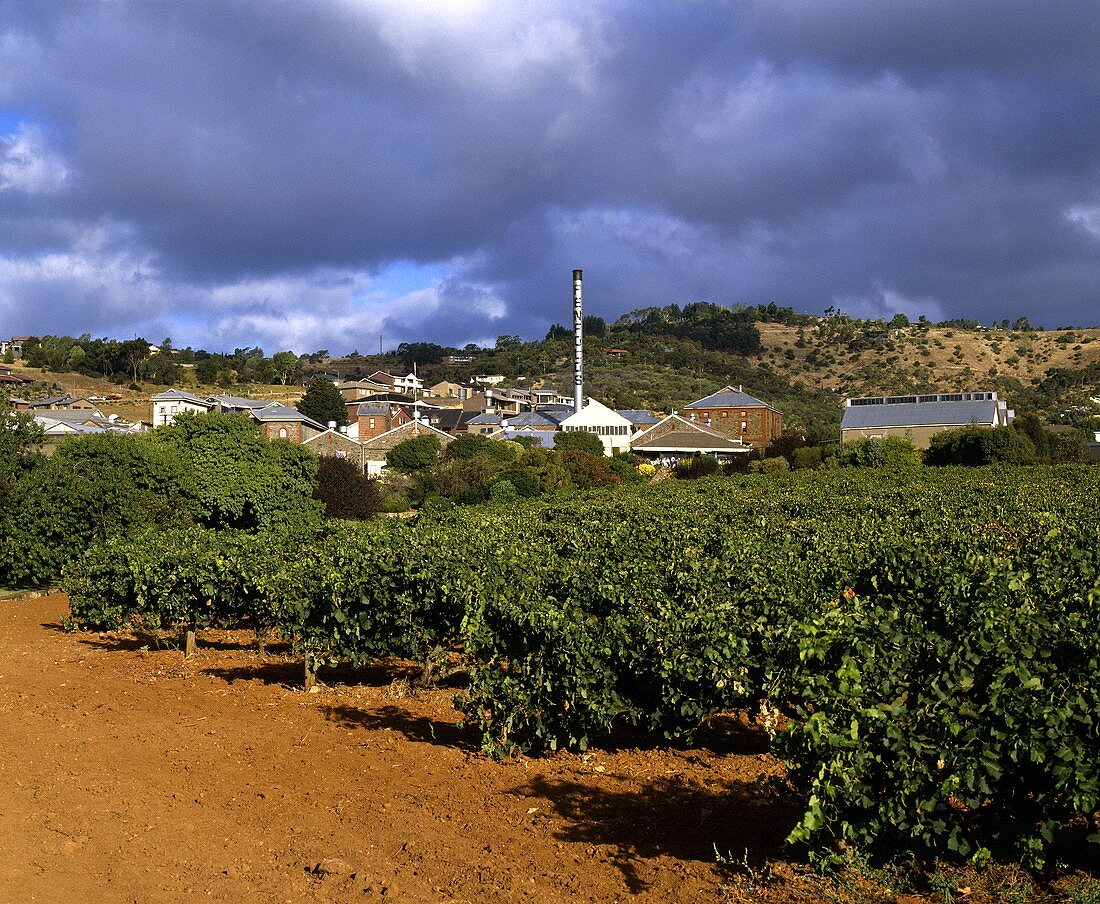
369 418 375 429
278 427 288 439
721 411 728 417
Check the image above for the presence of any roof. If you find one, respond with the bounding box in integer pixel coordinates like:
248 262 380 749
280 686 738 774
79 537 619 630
150 389 214 406
631 429 752 453
249 405 325 430
467 412 504 426
356 392 415 404
841 399 1002 430
504 411 564 428
360 419 454 450
616 409 661 425
427 409 478 431
210 395 276 410
631 413 751 450
499 427 556 448
685 386 777 412
355 404 390 417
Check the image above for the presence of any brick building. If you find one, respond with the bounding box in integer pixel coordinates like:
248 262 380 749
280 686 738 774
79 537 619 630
683 386 782 450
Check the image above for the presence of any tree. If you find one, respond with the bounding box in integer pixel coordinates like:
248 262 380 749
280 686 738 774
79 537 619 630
840 436 922 470
386 434 442 473
553 430 604 457
1 394 45 482
313 457 382 519
298 376 347 428
151 411 321 530
272 351 303 386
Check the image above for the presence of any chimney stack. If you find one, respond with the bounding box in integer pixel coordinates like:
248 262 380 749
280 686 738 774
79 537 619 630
572 269 583 414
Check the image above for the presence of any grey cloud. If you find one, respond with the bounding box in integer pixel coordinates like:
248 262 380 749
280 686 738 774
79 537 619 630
1 0 1099 353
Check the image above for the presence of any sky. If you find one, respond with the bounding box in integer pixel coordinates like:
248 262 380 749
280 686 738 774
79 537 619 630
1 1 1099 355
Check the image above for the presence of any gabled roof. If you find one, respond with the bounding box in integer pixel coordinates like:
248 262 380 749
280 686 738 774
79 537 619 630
303 428 362 449
685 386 777 412
558 397 633 428
360 419 453 450
150 389 214 406
631 413 753 452
249 405 325 430
210 394 277 410
504 410 564 428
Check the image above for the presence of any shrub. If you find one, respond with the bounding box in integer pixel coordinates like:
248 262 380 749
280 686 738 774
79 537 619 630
386 434 442 473
673 454 722 479
553 430 605 457
313 457 382 519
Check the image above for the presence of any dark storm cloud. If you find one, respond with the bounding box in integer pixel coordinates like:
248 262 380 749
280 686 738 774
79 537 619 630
1 1 1099 354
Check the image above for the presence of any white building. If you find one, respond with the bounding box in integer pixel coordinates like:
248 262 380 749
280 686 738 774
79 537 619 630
151 389 215 426
558 398 633 455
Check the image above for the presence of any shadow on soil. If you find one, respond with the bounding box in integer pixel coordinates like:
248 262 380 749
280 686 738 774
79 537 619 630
321 703 482 752
513 773 797 894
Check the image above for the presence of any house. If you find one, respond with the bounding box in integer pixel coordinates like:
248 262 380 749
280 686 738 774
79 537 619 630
1 336 32 359
427 380 472 399
0 366 33 387
28 395 101 413
531 388 571 407
304 428 366 471
630 414 754 467
208 394 279 415
422 408 480 435
34 410 144 455
337 378 395 402
840 391 1014 449
461 390 525 416
442 354 475 366
151 389 216 426
364 370 424 395
684 386 783 450
349 402 415 442
360 420 454 476
466 411 505 436
558 398 634 455
248 404 325 442
1089 431 1100 463
473 374 505 387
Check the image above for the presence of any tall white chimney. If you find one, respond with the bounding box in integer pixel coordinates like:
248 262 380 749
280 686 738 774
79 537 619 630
572 268 583 414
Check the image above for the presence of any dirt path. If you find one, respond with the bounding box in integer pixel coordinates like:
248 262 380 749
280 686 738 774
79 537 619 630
1 594 810 903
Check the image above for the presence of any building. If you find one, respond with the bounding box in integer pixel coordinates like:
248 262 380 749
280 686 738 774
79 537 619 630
247 404 324 442
683 386 783 450
558 398 633 455
1 337 32 359
616 409 662 434
304 428 366 471
840 391 1014 448
630 414 754 467
360 420 453 476
151 390 216 426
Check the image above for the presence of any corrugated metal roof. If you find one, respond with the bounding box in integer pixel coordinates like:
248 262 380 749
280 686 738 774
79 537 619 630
616 409 661 425
841 399 1000 430
685 386 775 410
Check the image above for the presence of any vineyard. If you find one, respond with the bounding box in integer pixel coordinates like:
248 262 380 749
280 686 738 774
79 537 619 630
64 467 1100 870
